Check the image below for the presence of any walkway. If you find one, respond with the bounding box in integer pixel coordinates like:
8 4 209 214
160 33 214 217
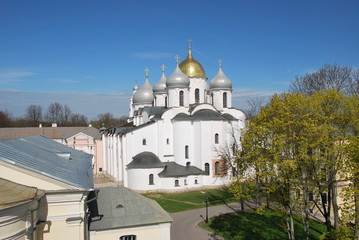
170 202 255 240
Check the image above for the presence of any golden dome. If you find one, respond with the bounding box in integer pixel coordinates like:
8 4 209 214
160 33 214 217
179 51 206 78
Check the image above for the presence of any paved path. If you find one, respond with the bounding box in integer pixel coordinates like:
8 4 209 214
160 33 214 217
170 202 255 240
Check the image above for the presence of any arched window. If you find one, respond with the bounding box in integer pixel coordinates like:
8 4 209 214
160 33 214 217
186 162 191 166
142 139 146 145
175 179 180 187
215 161 220 175
223 92 227 108
149 174 154 185
195 88 200 103
185 145 189 159
205 163 210 175
179 90 184 106
215 133 219 144
194 179 198 184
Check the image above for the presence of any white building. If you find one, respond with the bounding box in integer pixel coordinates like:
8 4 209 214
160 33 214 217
102 43 246 192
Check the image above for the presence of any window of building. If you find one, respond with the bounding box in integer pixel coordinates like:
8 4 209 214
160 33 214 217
120 235 136 240
223 92 227 108
142 139 146 145
194 179 198 184
179 91 184 106
166 138 169 145
175 179 180 187
185 145 189 159
195 88 200 103
149 174 154 185
211 93 214 104
165 96 168 108
215 161 220 175
308 191 314 201
184 179 187 185
215 133 219 144
321 192 328 205
205 163 210 175
232 143 236 155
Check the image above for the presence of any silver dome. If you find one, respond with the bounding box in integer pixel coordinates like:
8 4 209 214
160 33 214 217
166 65 190 89
153 72 167 93
133 78 154 104
209 67 232 90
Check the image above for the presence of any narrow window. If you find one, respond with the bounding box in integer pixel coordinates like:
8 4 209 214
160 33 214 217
165 96 168 108
149 174 154 185
215 161 220 175
120 235 137 240
195 179 198 184
166 138 169 145
195 88 200 103
232 143 236 155
179 90 184 106
184 179 187 185
321 192 328 205
211 93 214 104
175 179 180 187
308 191 314 201
215 133 219 144
205 163 210 175
142 139 146 145
223 92 227 108
185 145 189 159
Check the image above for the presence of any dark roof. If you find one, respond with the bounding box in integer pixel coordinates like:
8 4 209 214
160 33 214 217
0 135 94 190
0 178 45 210
172 109 227 121
158 162 206 178
0 126 101 140
222 113 238 121
89 186 172 231
127 152 165 169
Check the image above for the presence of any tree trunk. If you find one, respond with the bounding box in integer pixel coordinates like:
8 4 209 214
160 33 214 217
355 173 359 238
331 180 340 231
286 209 296 240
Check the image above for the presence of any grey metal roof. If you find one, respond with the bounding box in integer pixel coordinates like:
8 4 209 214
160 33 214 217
0 135 94 190
133 78 154 104
158 162 206 178
0 126 101 140
127 152 165 169
209 67 232 90
142 106 168 120
222 113 238 121
172 109 227 121
0 178 45 210
172 113 192 121
89 186 172 231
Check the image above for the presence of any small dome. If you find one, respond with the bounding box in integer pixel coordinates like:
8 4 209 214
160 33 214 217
179 51 206 78
166 65 190 88
153 72 167 93
133 78 154 104
209 67 232 90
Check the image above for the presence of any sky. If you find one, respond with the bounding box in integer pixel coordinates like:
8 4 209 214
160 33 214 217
1 0 358 120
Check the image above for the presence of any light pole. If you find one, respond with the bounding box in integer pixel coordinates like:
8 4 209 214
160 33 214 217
205 196 209 223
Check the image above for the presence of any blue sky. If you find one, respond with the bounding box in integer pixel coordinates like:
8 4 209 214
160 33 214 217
1 0 358 120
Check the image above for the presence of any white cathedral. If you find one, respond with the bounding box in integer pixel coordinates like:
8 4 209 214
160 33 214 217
102 42 246 192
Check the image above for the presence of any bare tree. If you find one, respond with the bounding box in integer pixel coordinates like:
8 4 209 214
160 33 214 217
0 110 13 127
70 113 88 126
24 105 43 126
290 64 354 95
45 102 63 124
245 96 268 119
62 105 72 126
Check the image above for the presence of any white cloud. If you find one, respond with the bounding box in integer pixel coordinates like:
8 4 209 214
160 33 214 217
0 70 37 78
232 88 281 111
133 52 172 60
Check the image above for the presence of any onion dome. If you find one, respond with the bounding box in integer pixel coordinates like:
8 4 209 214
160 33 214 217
133 68 154 104
166 56 190 88
153 65 167 94
179 41 206 78
209 60 232 90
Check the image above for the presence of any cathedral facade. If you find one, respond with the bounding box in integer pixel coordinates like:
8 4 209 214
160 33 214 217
102 43 246 192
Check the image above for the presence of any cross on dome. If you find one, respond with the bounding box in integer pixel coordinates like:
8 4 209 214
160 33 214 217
144 67 149 78
175 55 180 64
161 64 166 72
217 59 223 69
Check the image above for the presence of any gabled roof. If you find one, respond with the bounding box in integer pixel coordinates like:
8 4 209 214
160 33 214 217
0 126 101 140
89 186 172 231
0 135 94 190
0 178 45 210
158 162 206 178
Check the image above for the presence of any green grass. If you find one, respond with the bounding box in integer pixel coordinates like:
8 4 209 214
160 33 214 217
198 208 328 240
143 188 235 213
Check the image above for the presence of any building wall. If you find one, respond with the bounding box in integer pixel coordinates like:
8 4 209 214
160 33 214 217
90 222 171 240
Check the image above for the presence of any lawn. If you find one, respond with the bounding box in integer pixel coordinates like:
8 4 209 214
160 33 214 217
198 208 328 240
143 188 235 213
